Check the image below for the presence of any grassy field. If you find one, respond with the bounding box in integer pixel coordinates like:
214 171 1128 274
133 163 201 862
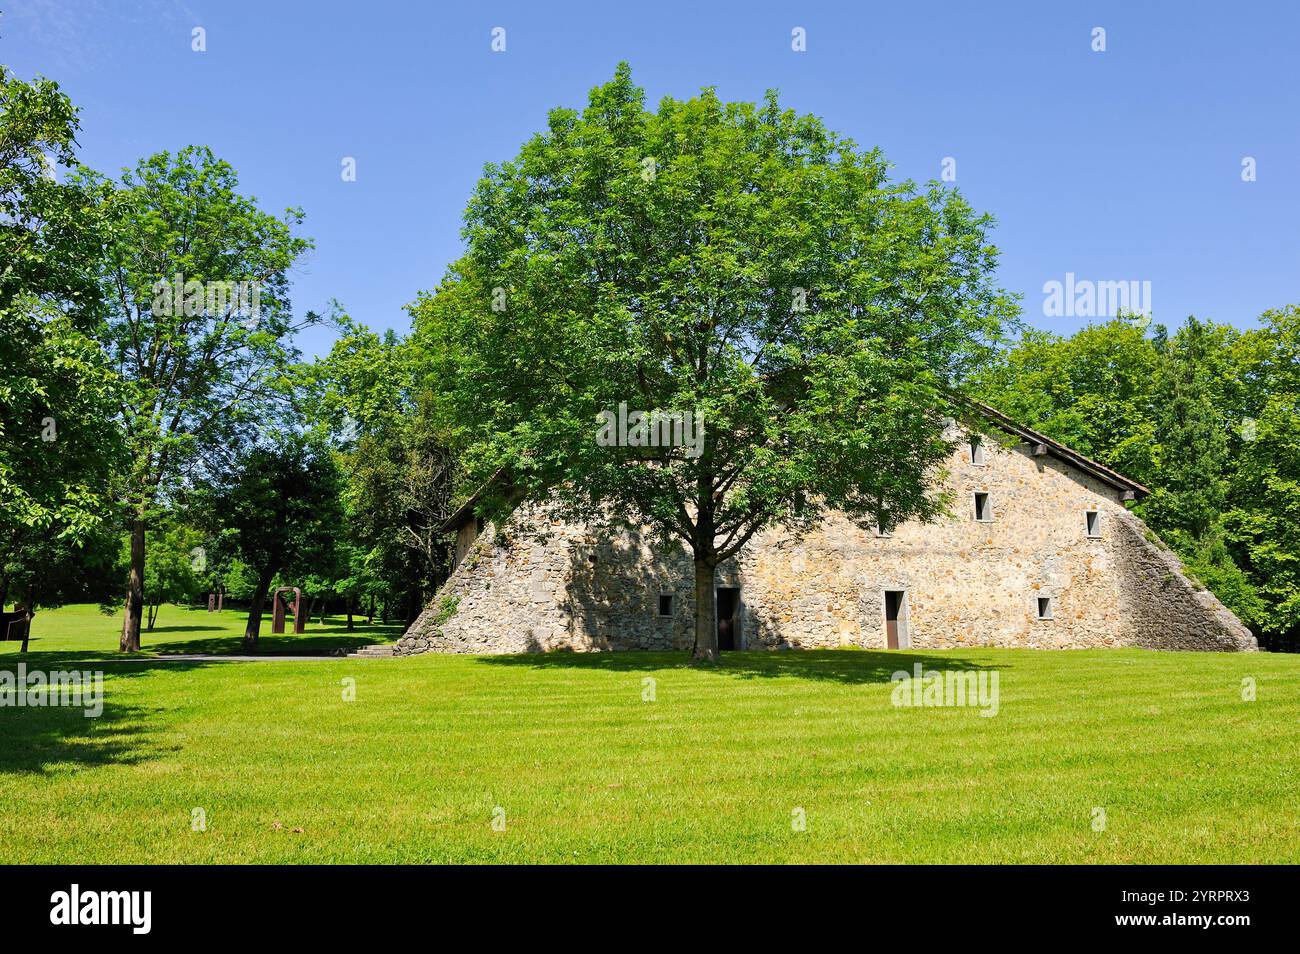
1 601 402 657
2 604 1298 863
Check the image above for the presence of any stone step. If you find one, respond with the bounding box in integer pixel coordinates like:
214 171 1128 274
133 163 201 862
347 645 395 658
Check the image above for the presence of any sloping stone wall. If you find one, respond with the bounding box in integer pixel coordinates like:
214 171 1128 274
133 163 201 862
397 432 1256 655
1109 511 1256 651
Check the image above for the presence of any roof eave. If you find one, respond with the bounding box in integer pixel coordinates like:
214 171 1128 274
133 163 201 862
966 399 1151 499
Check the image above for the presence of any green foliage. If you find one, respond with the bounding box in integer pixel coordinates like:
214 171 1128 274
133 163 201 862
80 145 317 504
412 65 1018 656
970 315 1161 483
431 595 459 626
0 65 104 320
304 322 456 623
0 66 122 607
194 433 345 646
1225 307 1300 647
129 524 205 629
72 145 318 648
1143 318 1229 543
208 557 260 602
976 310 1300 648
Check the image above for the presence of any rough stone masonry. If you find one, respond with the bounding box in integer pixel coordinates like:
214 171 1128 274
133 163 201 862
397 410 1256 656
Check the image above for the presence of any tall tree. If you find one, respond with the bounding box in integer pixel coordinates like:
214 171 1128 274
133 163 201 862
412 66 1017 660
0 66 121 611
77 146 317 650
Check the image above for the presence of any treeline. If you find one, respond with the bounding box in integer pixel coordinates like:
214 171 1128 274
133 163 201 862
974 310 1300 651
0 66 458 650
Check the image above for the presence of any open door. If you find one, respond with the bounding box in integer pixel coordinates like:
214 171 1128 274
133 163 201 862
716 587 740 651
884 590 906 649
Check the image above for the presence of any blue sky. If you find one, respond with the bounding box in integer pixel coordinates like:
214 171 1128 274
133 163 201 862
4 0 1297 356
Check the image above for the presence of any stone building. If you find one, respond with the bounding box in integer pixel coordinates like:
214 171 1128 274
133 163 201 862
397 404 1256 655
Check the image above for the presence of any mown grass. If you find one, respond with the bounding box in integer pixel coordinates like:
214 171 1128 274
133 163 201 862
1 605 1297 863
1 601 401 657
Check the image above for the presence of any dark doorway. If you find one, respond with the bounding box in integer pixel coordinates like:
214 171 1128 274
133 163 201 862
716 587 740 650
884 590 905 649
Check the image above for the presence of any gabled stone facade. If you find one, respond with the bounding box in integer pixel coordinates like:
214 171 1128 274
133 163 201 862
398 418 1256 655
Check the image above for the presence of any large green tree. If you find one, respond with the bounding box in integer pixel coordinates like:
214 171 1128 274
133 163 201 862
413 66 1018 660
77 146 318 650
0 66 121 611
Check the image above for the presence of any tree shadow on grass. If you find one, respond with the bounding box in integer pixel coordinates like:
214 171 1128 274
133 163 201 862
0 657 222 775
475 648 1008 686
152 632 396 656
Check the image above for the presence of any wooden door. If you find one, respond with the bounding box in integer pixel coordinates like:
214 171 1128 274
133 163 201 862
885 591 903 649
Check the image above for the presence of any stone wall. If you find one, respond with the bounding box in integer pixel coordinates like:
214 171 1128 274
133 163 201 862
397 432 1256 655
1109 511 1256 651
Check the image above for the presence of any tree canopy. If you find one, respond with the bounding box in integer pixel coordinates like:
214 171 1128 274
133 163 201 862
413 64 1019 659
0 66 121 611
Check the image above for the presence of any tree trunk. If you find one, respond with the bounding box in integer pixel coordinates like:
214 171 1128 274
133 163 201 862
691 557 719 663
146 603 158 631
367 596 375 624
244 573 274 652
16 582 34 618
346 597 354 632
120 515 145 652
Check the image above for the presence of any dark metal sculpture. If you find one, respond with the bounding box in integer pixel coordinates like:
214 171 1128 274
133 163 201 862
1 610 31 652
271 586 305 634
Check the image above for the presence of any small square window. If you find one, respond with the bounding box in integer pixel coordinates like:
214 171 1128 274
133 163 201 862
970 436 986 465
974 492 992 522
1036 597 1053 620
1086 510 1101 537
658 594 674 617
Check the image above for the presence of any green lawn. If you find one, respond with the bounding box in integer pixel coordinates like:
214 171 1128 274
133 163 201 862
2 601 402 657
2 604 1298 863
